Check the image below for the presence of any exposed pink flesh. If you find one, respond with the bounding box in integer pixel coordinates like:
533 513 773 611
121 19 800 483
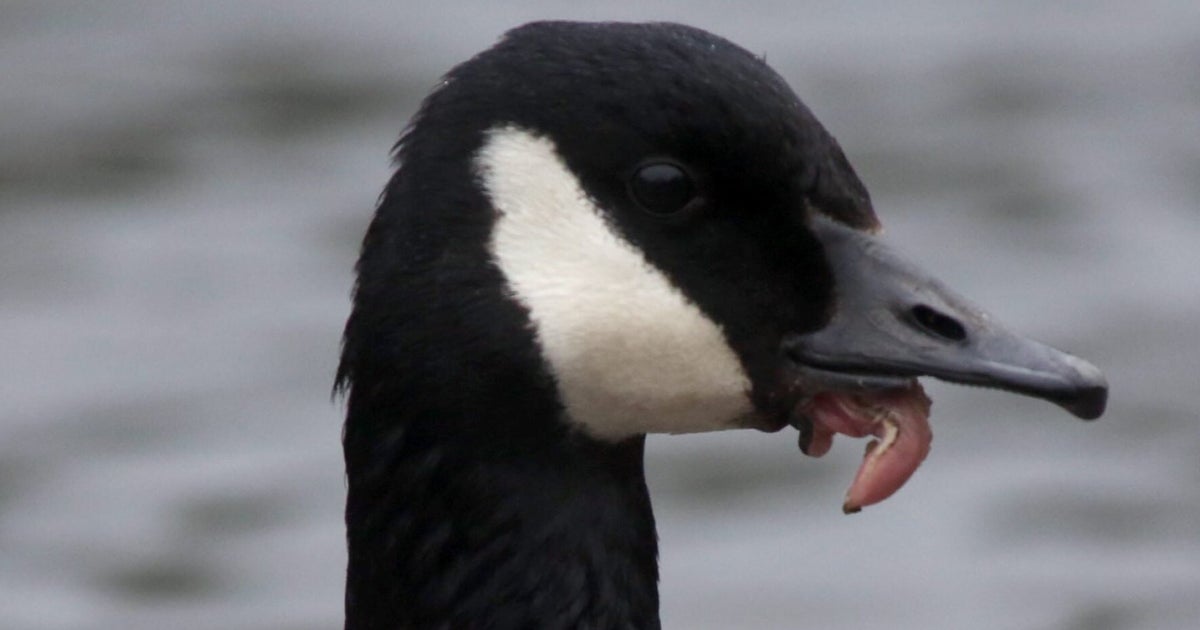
798 383 932 513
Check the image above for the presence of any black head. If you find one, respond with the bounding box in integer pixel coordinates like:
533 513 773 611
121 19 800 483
340 20 1105 446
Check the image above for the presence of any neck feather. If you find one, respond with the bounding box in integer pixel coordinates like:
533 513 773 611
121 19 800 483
343 395 660 629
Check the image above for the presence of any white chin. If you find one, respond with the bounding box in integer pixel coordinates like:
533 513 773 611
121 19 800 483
476 125 754 441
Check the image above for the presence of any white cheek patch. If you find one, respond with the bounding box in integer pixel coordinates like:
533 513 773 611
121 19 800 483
476 126 753 441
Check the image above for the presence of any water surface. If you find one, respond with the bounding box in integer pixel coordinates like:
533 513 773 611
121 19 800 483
2 2 1198 628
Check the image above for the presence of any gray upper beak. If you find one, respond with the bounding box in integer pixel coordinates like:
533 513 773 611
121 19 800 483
784 215 1108 420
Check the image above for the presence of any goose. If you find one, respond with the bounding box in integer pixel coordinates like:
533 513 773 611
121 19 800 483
336 21 1107 629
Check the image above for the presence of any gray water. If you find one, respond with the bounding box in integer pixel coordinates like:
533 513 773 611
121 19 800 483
2 2 1198 629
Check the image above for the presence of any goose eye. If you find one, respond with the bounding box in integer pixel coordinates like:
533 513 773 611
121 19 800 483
628 162 697 215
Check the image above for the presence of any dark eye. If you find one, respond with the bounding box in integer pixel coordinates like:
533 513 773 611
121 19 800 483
628 162 698 215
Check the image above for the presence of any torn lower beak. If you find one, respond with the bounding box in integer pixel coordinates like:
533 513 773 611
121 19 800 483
784 215 1108 420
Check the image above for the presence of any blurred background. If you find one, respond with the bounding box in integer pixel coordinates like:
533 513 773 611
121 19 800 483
2 1 1198 629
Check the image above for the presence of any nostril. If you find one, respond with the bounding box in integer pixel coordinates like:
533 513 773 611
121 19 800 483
910 304 967 342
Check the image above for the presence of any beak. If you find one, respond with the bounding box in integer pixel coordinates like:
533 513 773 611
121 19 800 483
784 215 1108 420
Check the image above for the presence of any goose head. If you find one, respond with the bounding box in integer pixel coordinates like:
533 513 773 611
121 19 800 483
338 20 1107 627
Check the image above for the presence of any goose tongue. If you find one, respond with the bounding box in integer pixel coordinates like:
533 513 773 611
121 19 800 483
795 382 932 514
